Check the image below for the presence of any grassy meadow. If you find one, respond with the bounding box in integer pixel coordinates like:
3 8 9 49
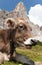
2 42 42 65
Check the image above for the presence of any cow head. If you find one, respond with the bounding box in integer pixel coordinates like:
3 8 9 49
13 18 32 47
5 17 33 48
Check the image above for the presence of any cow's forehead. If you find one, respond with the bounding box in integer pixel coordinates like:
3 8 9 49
18 19 24 23
16 18 28 25
16 18 26 22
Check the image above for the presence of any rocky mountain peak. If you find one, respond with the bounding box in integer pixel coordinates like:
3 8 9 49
12 1 29 19
14 2 26 12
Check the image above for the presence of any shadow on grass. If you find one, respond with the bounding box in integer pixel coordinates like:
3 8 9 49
10 53 35 65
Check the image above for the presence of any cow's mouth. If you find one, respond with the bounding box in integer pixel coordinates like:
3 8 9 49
15 40 25 47
15 40 33 49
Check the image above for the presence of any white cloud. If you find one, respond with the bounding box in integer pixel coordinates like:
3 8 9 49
28 4 42 26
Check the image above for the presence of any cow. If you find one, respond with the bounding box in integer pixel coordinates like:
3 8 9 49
7 17 35 65
0 18 35 65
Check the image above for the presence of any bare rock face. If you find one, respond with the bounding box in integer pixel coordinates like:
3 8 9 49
40 26 42 31
13 2 28 18
0 10 9 29
29 22 41 36
8 2 29 21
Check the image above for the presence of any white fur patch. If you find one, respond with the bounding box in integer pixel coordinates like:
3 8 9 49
24 35 42 45
0 52 10 64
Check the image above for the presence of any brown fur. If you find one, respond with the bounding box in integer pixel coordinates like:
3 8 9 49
0 18 16 55
0 29 10 54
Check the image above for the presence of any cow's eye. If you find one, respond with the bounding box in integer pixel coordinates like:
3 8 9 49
19 25 24 30
19 25 24 28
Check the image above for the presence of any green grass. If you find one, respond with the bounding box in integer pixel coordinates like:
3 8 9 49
17 45 42 61
2 44 42 65
2 61 21 65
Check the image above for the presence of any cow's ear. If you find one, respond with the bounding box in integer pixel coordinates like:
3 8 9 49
5 18 15 28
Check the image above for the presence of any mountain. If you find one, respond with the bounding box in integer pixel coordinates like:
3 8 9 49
0 2 42 37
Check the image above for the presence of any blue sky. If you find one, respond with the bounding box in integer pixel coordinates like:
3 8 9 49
0 0 42 11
